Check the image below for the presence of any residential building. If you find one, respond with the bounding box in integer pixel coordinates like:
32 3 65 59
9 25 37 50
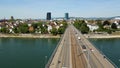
87 24 99 31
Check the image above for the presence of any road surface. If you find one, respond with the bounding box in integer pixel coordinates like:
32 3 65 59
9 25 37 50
46 24 115 68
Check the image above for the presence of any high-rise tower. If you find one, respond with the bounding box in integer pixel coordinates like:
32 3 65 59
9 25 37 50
46 12 51 20
65 13 69 20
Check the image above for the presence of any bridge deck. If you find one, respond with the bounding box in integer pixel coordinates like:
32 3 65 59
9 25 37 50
46 25 115 68
71 29 87 68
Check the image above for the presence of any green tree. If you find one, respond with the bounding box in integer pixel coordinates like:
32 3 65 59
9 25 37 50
32 23 38 29
37 22 43 28
96 20 104 32
41 27 48 34
18 23 29 33
40 24 48 34
33 22 43 29
80 23 89 34
106 29 112 34
73 20 85 30
58 27 65 34
0 27 9 33
13 27 20 33
51 28 58 35
62 22 68 28
111 23 117 29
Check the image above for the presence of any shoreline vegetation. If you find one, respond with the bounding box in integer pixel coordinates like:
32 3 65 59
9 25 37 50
0 34 60 38
85 34 120 39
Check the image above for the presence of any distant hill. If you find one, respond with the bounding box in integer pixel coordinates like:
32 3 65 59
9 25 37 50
110 16 120 20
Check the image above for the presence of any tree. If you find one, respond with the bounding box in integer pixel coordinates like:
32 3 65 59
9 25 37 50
51 28 58 35
106 29 112 34
111 23 117 29
37 22 43 28
80 23 89 34
73 20 89 34
96 20 104 31
32 22 43 29
0 27 9 33
32 23 38 29
41 27 48 34
18 23 29 33
13 27 20 33
40 24 48 34
73 20 84 29
62 22 68 28
103 20 110 26
58 27 65 34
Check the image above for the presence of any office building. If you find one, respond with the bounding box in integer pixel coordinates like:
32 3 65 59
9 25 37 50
46 12 51 20
65 13 69 20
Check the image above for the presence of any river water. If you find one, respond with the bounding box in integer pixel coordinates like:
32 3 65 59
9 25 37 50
0 38 120 68
0 38 59 68
89 38 120 68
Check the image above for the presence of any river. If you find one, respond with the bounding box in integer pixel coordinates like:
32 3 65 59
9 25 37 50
0 38 59 68
89 38 120 68
0 38 119 68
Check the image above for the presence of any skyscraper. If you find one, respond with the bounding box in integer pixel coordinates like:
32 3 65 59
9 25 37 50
46 12 51 20
65 13 69 20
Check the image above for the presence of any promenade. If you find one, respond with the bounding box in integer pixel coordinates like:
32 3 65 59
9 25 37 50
0 34 60 38
85 34 120 39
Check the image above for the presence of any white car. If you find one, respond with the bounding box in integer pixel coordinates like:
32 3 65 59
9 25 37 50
78 37 81 40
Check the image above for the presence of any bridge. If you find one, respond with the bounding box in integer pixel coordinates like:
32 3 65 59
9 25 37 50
45 24 116 68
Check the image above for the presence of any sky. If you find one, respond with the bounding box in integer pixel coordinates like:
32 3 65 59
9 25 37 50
0 0 120 19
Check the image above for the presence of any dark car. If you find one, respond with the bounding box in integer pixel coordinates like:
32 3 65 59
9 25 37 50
82 45 86 49
82 45 87 51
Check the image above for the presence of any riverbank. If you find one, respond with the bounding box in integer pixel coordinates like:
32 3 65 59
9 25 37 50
84 34 120 39
0 34 60 38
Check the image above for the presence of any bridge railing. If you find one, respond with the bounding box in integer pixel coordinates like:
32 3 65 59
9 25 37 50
45 28 67 68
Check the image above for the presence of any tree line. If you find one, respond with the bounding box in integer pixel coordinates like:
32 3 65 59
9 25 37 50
73 19 119 34
73 20 89 34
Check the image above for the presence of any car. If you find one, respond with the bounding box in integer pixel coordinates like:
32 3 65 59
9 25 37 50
82 45 87 51
90 48 94 51
82 45 86 49
78 37 81 40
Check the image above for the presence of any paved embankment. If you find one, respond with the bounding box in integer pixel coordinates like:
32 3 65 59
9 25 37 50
84 34 120 39
0 34 60 38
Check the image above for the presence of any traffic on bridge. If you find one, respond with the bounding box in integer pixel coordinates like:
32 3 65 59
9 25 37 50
45 24 115 68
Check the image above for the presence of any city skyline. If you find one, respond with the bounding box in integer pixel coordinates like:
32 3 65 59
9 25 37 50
0 0 120 19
